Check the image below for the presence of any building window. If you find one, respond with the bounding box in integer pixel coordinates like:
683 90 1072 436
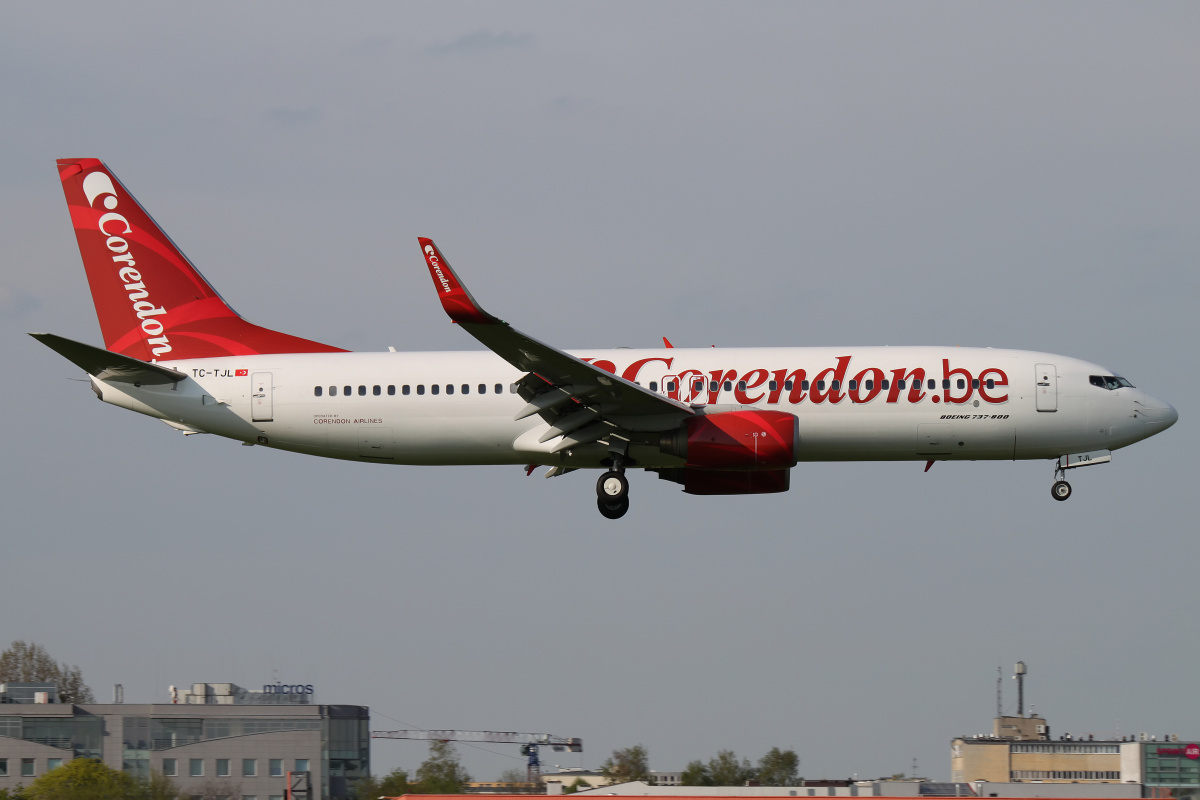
217 758 231 777
162 758 176 777
21 758 34 777
295 759 309 773
190 759 204 777
243 758 257 777
270 759 283 777
47 758 63 771
0 759 7 777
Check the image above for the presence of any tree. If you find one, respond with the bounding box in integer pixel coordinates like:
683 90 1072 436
756 748 800 787
679 760 712 786
601 744 650 784
413 740 471 793
355 767 411 800
497 768 528 783
562 778 592 794
0 641 94 704
380 767 412 797
137 770 183 800
707 750 754 786
25 758 139 800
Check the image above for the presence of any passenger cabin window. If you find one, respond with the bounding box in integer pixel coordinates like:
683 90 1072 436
971 379 979 389
927 379 935 390
897 379 906 389
649 381 658 392
432 385 440 395
864 380 873 391
802 380 810 391
446 384 454 395
848 380 857 391
831 380 841 390
314 386 322 397
329 385 336 396
388 385 396 395
817 381 826 391
496 384 503 394
881 379 890 389
693 379 704 392
737 380 746 391
343 385 351 396
986 379 995 389
462 384 469 394
783 380 792 391
710 381 719 392
417 385 425 395
723 380 733 391
358 385 366 396
373 385 381 396
957 379 966 390
402 385 410 395
942 379 950 390
769 381 778 391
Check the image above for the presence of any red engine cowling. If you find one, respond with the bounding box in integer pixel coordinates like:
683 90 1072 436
653 467 791 495
660 410 799 470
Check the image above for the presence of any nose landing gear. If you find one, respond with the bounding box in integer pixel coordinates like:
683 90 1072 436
1050 450 1112 501
596 468 630 519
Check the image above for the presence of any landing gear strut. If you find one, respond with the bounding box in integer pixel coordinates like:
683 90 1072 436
596 462 630 520
1050 450 1112 501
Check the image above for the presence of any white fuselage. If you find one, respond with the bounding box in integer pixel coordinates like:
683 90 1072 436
90 345 1176 469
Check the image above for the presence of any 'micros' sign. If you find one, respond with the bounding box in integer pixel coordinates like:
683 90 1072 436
263 683 314 695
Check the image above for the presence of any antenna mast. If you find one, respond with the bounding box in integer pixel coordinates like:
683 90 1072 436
996 666 1003 717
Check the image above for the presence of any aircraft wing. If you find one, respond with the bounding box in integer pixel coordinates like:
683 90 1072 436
418 238 693 452
30 332 186 385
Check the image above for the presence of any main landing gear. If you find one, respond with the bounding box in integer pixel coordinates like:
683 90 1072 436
596 468 630 520
1051 479 1072 501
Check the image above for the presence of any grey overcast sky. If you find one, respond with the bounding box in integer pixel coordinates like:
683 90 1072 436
2 0 1197 784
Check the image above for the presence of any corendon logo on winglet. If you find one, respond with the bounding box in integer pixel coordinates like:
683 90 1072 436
424 244 452 293
81 170 172 359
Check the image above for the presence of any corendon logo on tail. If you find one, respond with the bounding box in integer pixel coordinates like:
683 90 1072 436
424 244 451 293
81 170 172 358
586 355 1010 406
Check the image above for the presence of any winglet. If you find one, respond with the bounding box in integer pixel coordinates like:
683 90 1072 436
418 238 498 325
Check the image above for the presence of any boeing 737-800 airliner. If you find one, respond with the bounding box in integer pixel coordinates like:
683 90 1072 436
34 159 1178 519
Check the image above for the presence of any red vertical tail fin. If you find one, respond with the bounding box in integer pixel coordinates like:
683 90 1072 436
57 159 346 361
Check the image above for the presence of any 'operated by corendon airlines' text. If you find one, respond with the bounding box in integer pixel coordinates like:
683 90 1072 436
587 356 1010 406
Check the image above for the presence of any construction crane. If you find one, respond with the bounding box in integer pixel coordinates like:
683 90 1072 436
372 730 583 782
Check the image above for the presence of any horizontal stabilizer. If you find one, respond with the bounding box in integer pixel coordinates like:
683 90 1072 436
30 332 186 385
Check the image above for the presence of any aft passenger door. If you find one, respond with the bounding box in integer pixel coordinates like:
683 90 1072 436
1035 363 1057 412
251 372 273 422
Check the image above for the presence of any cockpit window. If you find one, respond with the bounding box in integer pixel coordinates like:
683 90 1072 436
1090 375 1134 390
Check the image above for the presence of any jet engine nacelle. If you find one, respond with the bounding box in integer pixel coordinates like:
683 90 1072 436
659 409 799 470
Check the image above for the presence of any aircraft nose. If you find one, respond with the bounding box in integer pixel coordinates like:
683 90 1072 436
1135 395 1178 429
